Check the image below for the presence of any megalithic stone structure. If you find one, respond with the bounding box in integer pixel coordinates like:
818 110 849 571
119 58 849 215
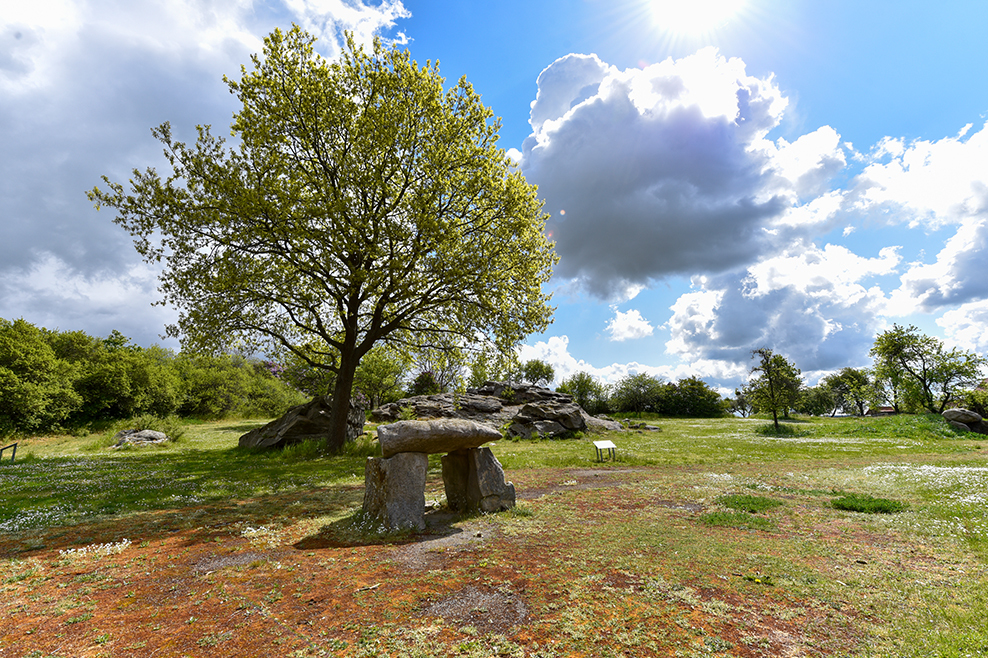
441 447 516 513
362 419 515 530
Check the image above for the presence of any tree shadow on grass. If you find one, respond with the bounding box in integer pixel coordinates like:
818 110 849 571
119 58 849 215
293 507 472 550
0 484 365 557
0 446 374 556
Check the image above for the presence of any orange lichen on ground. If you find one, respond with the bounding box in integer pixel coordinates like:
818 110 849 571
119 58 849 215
0 467 889 657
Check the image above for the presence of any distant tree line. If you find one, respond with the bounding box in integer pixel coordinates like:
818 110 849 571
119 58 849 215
728 324 987 424
0 318 307 437
4 316 984 438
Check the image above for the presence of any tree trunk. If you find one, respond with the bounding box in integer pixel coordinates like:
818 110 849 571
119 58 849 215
326 348 359 454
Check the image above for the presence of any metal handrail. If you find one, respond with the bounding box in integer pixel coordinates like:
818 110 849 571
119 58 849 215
0 442 17 462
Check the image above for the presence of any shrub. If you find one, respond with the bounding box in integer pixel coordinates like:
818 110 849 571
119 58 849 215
831 492 908 514
755 422 804 437
407 370 441 397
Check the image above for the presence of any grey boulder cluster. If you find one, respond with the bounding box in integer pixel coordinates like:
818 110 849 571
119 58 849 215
111 429 169 448
372 381 621 438
362 418 516 531
943 408 988 435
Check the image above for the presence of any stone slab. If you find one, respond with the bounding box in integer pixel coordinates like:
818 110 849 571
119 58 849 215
377 418 501 458
362 452 428 531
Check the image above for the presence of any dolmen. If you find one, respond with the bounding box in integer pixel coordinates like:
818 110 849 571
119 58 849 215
362 418 516 531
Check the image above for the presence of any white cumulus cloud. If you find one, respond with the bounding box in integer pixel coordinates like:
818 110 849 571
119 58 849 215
605 308 654 341
519 47 849 301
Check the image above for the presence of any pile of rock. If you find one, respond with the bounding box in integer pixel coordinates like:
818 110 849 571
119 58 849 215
363 418 516 530
111 429 170 448
239 395 365 449
371 381 621 439
943 408 988 435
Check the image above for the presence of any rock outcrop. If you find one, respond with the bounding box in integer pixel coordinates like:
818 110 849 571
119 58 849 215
112 429 169 448
371 382 604 439
943 408 988 435
239 396 365 449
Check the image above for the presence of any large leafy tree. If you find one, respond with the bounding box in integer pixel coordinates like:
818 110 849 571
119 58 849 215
748 348 802 430
870 324 984 414
89 27 557 452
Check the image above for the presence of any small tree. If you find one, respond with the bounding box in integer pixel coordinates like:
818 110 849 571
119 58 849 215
611 372 665 417
661 376 723 417
821 367 871 416
521 359 555 387
728 386 754 418
557 371 610 415
797 385 836 417
407 370 442 397
748 348 802 431
353 345 411 409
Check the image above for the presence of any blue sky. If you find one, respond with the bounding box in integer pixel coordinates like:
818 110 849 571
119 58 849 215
2 0 987 393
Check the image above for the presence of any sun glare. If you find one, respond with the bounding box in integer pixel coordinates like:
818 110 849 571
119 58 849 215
650 0 746 35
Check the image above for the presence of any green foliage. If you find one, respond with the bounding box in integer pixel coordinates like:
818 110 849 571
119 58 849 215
174 354 306 419
0 319 82 436
727 386 754 417
353 345 411 409
659 376 724 417
831 492 909 514
797 385 836 416
958 387 988 417
754 422 804 436
821 367 872 416
89 26 557 452
870 324 985 414
407 370 441 397
521 359 555 387
557 371 610 415
716 494 784 514
611 372 665 417
748 348 802 430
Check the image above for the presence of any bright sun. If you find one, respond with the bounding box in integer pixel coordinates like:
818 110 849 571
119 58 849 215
650 0 746 35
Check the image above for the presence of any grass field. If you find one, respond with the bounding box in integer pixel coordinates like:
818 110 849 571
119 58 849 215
1 414 986 657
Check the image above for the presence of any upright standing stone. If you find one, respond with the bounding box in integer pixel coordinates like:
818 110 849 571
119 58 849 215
441 447 516 513
362 452 429 530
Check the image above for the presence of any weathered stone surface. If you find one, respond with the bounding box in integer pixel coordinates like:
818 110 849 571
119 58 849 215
112 429 169 448
582 412 623 432
371 393 509 424
944 408 983 425
238 396 365 449
441 447 516 513
377 419 502 458
362 452 428 531
507 401 586 439
943 409 988 435
371 382 615 439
